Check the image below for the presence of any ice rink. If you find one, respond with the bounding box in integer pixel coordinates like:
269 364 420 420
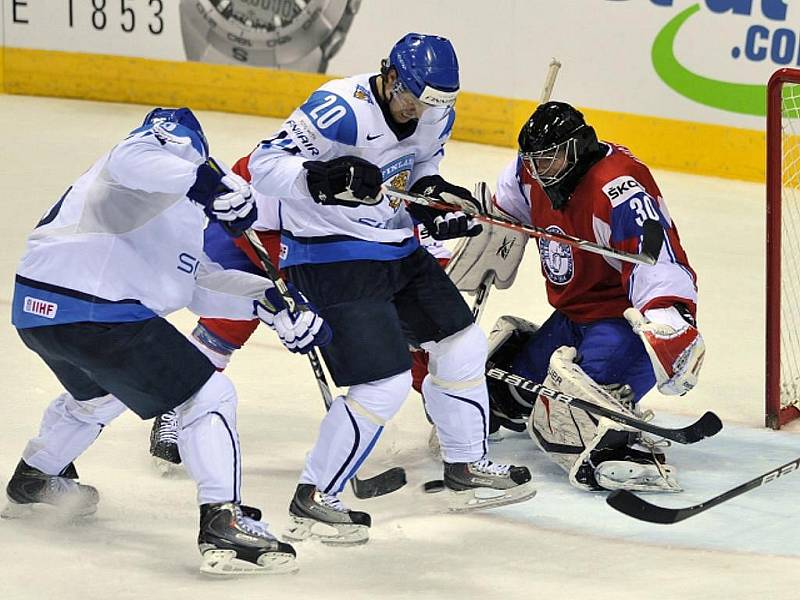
1 95 798 600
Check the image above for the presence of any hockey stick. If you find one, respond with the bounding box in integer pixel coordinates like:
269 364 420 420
242 230 407 499
384 187 664 267
468 59 563 324
485 364 722 444
606 456 800 524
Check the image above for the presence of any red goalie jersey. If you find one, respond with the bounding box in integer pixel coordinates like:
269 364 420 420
494 143 697 324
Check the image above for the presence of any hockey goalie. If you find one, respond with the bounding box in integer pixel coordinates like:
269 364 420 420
448 102 706 494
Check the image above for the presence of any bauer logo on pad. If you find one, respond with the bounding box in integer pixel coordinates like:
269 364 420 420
23 296 58 319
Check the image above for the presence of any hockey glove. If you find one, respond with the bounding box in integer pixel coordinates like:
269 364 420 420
254 283 332 354
188 160 257 236
407 175 483 240
304 156 383 208
624 305 706 396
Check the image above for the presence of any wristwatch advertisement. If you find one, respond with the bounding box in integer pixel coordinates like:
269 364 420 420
179 0 361 73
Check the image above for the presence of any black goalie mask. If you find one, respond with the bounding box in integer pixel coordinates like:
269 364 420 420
518 102 604 210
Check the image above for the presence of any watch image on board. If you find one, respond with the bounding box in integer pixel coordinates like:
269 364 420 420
180 0 361 73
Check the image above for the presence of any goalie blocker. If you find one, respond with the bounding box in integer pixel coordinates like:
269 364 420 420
446 182 528 295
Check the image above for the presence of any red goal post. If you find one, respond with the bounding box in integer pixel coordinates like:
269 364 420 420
766 68 800 429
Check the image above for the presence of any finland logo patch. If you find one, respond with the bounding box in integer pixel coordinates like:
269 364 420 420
23 296 58 319
538 226 574 285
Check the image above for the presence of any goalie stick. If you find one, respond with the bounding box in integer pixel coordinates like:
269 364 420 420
606 455 800 524
384 187 664 267
242 230 407 499
470 58 563 324
485 364 722 444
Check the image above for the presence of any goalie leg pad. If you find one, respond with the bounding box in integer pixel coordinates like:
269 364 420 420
529 346 680 492
486 315 540 433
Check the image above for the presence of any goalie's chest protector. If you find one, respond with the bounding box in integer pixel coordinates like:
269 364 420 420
520 155 639 323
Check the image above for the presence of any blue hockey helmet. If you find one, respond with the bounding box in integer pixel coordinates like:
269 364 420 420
385 33 460 108
141 107 209 159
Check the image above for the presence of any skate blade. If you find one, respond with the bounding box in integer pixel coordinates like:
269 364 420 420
447 481 537 512
200 549 298 575
152 457 182 477
283 515 369 546
1 500 33 519
1 498 97 520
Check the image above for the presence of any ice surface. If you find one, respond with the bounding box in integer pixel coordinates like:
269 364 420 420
0 95 797 600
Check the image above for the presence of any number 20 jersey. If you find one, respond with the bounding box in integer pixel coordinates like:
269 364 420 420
495 143 698 324
247 73 455 268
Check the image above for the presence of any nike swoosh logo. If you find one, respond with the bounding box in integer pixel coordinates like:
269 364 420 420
366 133 384 141
653 4 765 116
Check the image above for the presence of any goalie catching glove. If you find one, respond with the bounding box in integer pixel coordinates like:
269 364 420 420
407 175 483 240
254 283 332 354
624 305 705 396
188 160 257 236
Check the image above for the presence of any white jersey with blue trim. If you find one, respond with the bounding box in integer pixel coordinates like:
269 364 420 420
248 73 456 267
12 126 268 329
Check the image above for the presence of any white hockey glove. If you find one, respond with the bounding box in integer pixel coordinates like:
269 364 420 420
254 283 332 354
212 172 256 226
188 160 257 236
624 306 705 396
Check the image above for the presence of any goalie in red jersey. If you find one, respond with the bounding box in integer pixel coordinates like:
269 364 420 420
474 102 705 493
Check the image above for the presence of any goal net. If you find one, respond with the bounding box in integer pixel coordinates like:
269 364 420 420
766 68 800 429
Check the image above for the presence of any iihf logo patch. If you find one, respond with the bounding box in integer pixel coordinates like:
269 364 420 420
23 296 58 319
538 226 574 285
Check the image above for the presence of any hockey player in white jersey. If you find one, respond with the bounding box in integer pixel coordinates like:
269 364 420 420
4 108 331 574
245 33 536 544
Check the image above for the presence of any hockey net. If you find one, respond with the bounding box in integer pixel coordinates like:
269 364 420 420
766 68 800 429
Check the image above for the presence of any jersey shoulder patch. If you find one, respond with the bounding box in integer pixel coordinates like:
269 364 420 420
299 90 358 146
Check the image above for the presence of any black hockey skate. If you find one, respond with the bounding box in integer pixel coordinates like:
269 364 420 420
443 458 537 512
284 483 371 546
149 411 181 475
2 459 99 519
198 502 297 575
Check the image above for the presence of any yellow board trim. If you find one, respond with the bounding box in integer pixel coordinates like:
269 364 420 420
2 47 765 182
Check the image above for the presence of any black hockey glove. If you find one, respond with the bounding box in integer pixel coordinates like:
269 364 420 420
304 156 383 208
407 175 483 240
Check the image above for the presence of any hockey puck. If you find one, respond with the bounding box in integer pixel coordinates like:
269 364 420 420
423 479 446 493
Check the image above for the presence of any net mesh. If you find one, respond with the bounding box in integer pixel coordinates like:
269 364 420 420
778 83 800 414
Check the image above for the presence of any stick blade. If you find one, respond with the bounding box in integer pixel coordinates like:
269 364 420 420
606 490 688 524
672 411 723 444
350 467 407 499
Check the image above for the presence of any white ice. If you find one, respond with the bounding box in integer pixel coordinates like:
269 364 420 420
0 96 798 600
